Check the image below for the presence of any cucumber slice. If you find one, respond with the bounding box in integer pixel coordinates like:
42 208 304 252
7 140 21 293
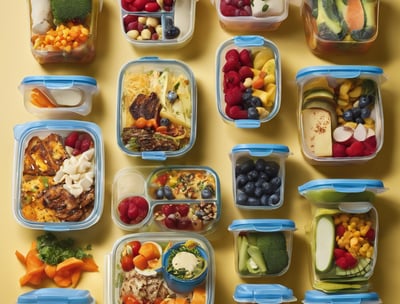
315 215 335 273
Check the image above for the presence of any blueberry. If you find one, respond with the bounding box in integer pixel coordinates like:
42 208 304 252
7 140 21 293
352 107 361 118
264 161 280 178
360 107 371 119
160 117 170 126
248 197 261 206
270 176 281 191
242 91 252 101
343 110 353 121
268 193 280 206
243 181 256 195
261 181 273 194
254 187 264 198
247 107 259 119
236 174 249 188
163 186 174 200
255 158 267 171
247 169 259 181
359 94 374 108
238 158 255 174
249 96 262 107
259 172 269 181
355 117 364 124
167 90 178 102
236 191 248 205
201 186 214 199
155 187 164 199
260 194 270 206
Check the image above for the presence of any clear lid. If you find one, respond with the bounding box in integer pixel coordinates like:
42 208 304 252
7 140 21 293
298 179 386 194
17 288 94 304
20 75 98 88
232 144 289 157
303 290 381 303
234 284 296 303
228 219 296 232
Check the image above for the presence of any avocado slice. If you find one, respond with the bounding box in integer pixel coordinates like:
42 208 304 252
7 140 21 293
351 0 377 41
247 245 267 274
316 0 346 40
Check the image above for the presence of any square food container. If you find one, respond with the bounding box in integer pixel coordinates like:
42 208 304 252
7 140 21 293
228 219 296 278
211 0 289 32
28 0 102 64
112 166 221 235
12 120 104 231
296 65 385 165
303 290 381 304
298 179 386 293
216 35 281 128
117 0 196 49
19 75 98 118
105 232 215 304
233 284 296 303
116 57 197 160
17 288 95 304
300 0 380 56
230 144 290 210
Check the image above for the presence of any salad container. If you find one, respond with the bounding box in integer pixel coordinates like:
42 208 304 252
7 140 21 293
296 65 385 165
230 144 290 210
17 288 95 304
116 57 197 160
216 36 281 128
298 179 386 293
228 219 296 278
19 75 98 118
233 284 297 303
303 290 382 303
12 120 104 231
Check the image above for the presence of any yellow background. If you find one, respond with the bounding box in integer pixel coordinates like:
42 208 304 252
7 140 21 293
1 0 400 303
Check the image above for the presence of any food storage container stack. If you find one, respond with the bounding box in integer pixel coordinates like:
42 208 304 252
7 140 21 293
17 288 95 304
303 290 382 303
234 284 297 303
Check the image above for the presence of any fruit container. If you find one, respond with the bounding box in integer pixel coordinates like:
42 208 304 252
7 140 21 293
230 144 290 210
228 219 296 278
301 0 380 56
105 232 215 304
296 65 385 165
216 35 281 128
211 0 289 32
27 0 102 64
116 57 197 160
298 179 386 293
112 166 221 235
12 120 104 231
19 75 98 119
117 0 197 49
233 284 297 303
17 288 95 304
303 290 382 303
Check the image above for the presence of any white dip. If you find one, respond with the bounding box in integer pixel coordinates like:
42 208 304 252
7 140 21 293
171 251 198 273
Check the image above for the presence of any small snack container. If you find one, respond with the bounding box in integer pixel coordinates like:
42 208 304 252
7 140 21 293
211 0 289 32
112 166 221 235
298 179 386 293
28 0 102 64
216 36 281 128
296 65 385 165
303 290 382 303
234 284 297 303
116 57 197 160
118 0 197 49
17 288 95 304
106 232 215 304
12 120 104 231
19 75 98 118
300 0 380 56
228 219 296 278
230 144 290 210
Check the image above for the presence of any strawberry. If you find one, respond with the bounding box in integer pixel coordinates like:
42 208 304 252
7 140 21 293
238 66 254 81
239 49 253 67
225 87 243 105
345 140 364 157
332 142 347 157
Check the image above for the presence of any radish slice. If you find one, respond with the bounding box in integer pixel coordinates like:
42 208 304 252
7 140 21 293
333 126 353 143
353 123 368 141
315 216 335 273
366 127 376 138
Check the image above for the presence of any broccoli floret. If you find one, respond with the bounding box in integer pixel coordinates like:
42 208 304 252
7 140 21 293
255 232 289 274
256 232 287 251
264 249 289 274
50 0 92 25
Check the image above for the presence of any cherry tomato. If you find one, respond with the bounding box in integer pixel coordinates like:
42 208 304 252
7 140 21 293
128 240 141 256
122 294 141 304
120 255 134 272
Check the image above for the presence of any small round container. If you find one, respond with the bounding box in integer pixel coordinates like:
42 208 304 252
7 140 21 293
234 284 297 303
228 219 296 278
216 36 281 128
116 57 197 160
12 120 104 231
296 65 385 165
19 75 98 118
17 288 95 304
303 290 382 304
230 144 290 210
211 0 289 32
298 179 386 293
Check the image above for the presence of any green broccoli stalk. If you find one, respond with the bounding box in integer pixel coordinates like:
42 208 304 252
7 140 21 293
256 232 289 274
50 0 92 25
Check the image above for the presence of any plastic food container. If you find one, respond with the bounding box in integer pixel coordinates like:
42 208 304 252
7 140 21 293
234 284 297 303
106 232 215 304
112 166 221 234
296 65 385 165
116 57 197 160
228 219 296 278
17 288 95 304
216 36 281 128
19 75 98 118
230 144 290 210
298 179 386 293
303 290 382 303
211 0 289 32
12 120 104 231
117 0 196 49
301 0 380 56
28 0 102 64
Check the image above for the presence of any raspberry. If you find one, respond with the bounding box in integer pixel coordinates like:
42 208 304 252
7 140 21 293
335 252 357 269
224 70 241 91
238 66 254 81
345 140 364 157
176 204 190 217
225 49 240 62
333 248 347 259
220 2 237 16
365 228 375 242
363 135 377 155
332 142 347 157
161 204 177 216
64 131 79 148
239 49 253 67
226 105 248 119
335 224 346 237
225 87 243 105
223 60 241 73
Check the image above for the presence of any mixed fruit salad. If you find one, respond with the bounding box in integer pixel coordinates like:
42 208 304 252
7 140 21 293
219 0 286 18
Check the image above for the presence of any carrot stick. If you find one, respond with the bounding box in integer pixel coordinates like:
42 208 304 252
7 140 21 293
15 250 26 265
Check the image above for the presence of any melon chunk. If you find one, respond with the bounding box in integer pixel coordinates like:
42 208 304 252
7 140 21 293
315 215 335 273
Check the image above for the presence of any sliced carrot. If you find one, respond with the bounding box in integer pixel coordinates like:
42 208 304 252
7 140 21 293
252 77 265 90
81 257 99 272
147 258 161 270
345 0 365 31
44 264 57 279
133 254 148 270
15 250 26 265
135 117 147 128
139 242 161 260
156 125 168 134
53 272 73 287
56 257 84 273
191 286 206 304
70 267 83 288
30 88 56 108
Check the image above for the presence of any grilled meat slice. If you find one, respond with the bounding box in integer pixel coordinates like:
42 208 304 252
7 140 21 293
129 92 161 120
121 127 180 151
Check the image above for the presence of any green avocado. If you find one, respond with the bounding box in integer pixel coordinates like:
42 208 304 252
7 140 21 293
316 0 346 40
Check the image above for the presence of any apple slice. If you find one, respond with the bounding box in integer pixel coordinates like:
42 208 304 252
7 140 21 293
315 215 335 273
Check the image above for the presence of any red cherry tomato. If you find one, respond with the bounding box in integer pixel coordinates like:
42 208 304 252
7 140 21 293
128 240 141 256
120 255 134 272
122 294 141 304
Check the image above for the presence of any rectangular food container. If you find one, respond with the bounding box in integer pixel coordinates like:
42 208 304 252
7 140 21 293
298 179 386 293
303 290 382 303
17 288 95 304
228 219 296 278
211 0 289 32
216 35 281 128
296 65 385 165
117 0 196 49
28 0 102 64
116 57 197 160
19 75 98 118
230 144 290 210
112 166 221 235
105 232 215 304
12 120 104 231
300 0 380 56
233 284 296 303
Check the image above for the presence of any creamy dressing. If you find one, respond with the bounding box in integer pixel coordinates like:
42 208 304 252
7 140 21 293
171 251 198 273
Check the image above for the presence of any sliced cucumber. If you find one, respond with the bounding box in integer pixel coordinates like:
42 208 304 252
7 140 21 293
315 215 335 273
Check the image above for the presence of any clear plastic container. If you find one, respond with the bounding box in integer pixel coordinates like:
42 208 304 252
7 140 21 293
216 36 281 128
116 57 197 160
234 284 297 303
303 290 382 303
228 219 296 278
12 120 104 231
298 179 386 293
230 144 290 210
296 65 385 165
28 0 102 64
17 288 95 304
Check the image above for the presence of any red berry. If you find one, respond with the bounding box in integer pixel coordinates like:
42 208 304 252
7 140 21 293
226 105 248 119
64 131 79 148
335 224 346 237
123 14 138 27
225 49 240 62
365 228 375 242
161 204 177 216
145 2 160 12
345 140 364 157
239 49 253 67
332 142 347 157
223 60 241 73
121 255 134 271
176 204 190 217
224 70 241 91
127 203 139 220
363 135 377 155
177 217 191 229
80 138 92 153
225 87 243 105
333 248 347 259
164 216 177 229
132 0 146 10
238 66 253 81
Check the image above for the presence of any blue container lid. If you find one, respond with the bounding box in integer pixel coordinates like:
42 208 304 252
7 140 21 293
20 75 98 89
234 284 296 303
303 290 381 303
232 144 290 157
228 219 296 232
298 179 386 195
17 288 94 304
